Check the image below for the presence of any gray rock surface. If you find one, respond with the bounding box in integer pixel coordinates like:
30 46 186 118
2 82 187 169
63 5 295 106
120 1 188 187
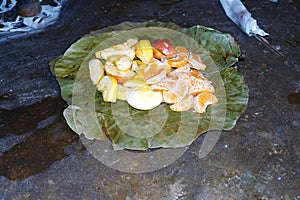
0 0 299 199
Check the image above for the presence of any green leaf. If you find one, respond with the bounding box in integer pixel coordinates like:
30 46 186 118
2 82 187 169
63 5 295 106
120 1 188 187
50 22 248 150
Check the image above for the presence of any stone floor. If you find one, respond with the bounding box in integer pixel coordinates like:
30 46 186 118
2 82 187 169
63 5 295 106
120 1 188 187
0 0 299 199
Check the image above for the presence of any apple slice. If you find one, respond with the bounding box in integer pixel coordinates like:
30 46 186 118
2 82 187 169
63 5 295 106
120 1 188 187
151 39 176 56
104 61 136 78
123 78 149 90
125 89 162 110
135 39 153 64
95 43 135 60
88 59 104 85
117 84 127 101
96 75 118 102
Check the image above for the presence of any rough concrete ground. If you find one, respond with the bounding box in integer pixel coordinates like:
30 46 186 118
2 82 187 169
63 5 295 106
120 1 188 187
0 0 299 199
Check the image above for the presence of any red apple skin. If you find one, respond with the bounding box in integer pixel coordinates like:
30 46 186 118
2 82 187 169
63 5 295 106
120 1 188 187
152 39 176 56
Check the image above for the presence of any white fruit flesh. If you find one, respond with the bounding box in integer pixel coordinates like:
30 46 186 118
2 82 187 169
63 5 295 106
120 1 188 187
96 76 118 102
125 89 162 110
95 43 135 60
88 59 104 85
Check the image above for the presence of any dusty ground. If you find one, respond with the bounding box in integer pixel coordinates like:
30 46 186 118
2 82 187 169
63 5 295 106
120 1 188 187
0 0 299 199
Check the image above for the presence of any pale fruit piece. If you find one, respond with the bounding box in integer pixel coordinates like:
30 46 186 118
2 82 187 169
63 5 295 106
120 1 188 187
188 75 215 95
126 89 163 110
131 61 140 72
162 90 178 104
117 84 127 101
163 76 190 102
145 69 167 85
135 58 170 81
123 78 149 90
135 39 153 64
135 60 147 69
194 92 218 113
95 43 135 60
188 53 207 70
175 46 189 54
105 61 136 78
96 75 118 102
107 55 132 71
126 38 138 47
88 59 104 85
170 94 194 112
165 52 188 68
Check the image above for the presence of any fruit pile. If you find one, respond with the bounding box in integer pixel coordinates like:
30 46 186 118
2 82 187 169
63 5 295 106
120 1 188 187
88 38 218 113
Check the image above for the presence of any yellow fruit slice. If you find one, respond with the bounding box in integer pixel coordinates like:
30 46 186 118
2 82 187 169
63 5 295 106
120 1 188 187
131 61 140 72
135 39 153 64
88 59 104 85
125 89 162 110
117 84 127 101
107 55 132 71
104 61 136 78
123 78 149 90
95 43 135 60
96 75 118 102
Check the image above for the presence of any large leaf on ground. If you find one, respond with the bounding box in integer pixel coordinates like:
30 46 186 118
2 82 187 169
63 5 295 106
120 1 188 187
51 22 248 150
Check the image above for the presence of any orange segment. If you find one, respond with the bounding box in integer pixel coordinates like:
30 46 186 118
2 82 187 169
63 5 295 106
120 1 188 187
135 58 169 81
194 92 218 113
166 77 189 102
165 52 188 68
189 69 206 80
175 46 189 54
170 94 194 112
162 90 178 104
188 75 215 95
188 53 207 70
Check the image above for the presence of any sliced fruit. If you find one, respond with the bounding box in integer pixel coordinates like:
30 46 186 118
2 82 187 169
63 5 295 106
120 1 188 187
125 38 138 47
194 92 218 113
152 39 176 56
88 59 104 85
170 94 194 112
165 52 188 68
95 43 135 60
145 69 167 85
135 39 153 64
125 89 163 110
153 47 163 59
123 78 149 90
131 61 140 72
190 69 206 80
175 46 189 54
188 53 206 70
135 60 147 69
135 58 170 81
117 84 127 100
96 75 118 102
105 61 136 78
188 75 215 95
162 90 178 104
165 76 189 101
107 55 132 71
